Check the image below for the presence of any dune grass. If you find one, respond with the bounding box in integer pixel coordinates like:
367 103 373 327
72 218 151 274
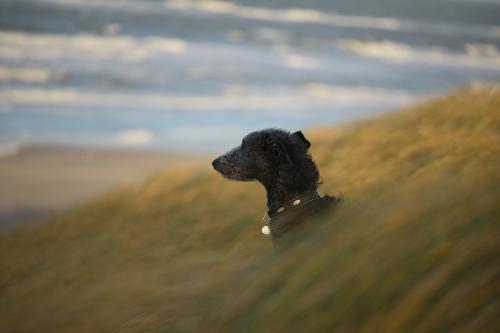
1 84 499 332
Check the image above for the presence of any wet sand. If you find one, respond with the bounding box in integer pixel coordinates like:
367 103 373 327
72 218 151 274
0 146 205 228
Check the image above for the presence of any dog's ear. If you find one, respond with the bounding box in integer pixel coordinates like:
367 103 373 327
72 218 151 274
290 131 311 151
269 141 293 166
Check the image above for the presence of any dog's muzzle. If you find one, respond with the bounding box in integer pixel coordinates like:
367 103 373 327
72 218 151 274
211 157 222 171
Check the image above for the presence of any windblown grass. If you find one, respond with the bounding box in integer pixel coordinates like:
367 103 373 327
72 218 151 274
1 84 499 332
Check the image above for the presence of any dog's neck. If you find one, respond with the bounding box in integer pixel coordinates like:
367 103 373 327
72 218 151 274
261 162 319 212
264 182 319 212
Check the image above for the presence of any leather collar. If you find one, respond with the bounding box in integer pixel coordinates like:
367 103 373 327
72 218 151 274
262 189 321 223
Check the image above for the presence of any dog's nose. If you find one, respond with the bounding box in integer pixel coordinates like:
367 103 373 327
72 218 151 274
212 158 221 170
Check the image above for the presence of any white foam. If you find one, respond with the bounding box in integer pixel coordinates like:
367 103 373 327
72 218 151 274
302 83 414 104
284 55 321 70
336 39 500 69
0 31 187 62
255 28 290 43
21 0 500 38
116 129 154 145
0 66 57 83
164 0 500 38
165 0 401 31
465 43 500 58
0 85 415 113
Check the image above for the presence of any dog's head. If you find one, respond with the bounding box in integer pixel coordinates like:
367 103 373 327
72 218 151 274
212 128 311 182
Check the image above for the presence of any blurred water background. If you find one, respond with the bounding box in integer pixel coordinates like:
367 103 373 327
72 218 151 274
1 0 500 153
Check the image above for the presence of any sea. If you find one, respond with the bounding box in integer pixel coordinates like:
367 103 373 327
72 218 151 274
1 0 499 152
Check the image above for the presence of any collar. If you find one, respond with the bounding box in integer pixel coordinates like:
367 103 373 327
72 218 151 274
262 189 322 223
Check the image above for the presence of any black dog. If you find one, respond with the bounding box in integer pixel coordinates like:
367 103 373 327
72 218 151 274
212 128 340 244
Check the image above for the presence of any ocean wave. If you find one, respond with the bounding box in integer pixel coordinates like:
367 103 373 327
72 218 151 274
336 39 500 69
165 0 401 31
116 129 155 146
0 85 415 113
283 55 321 70
0 31 187 62
0 66 55 83
22 0 163 14
164 0 500 38
19 0 500 38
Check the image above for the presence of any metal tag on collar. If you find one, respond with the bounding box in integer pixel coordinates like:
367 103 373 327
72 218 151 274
261 213 271 235
261 225 271 235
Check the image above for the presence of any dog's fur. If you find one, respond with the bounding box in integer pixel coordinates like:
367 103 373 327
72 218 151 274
212 128 340 243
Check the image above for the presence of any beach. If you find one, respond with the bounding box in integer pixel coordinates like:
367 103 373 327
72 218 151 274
0 146 203 227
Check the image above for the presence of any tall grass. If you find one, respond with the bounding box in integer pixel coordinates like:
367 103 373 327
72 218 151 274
1 84 499 332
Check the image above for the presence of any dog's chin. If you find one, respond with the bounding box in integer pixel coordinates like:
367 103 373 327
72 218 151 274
228 175 254 182
216 168 253 182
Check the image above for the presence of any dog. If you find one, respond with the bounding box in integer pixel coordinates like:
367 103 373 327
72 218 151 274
212 128 340 244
